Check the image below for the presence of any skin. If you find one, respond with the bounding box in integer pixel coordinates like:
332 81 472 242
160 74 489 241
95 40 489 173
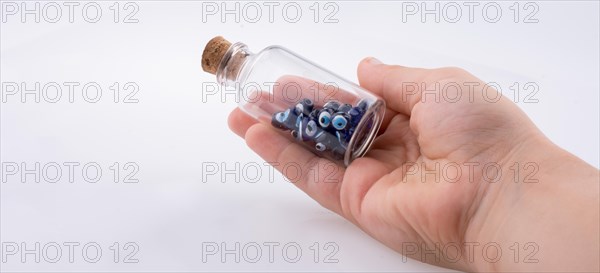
227 57 600 272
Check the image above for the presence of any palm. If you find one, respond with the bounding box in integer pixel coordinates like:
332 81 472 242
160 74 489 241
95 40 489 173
344 106 493 265
229 60 537 271
339 66 534 269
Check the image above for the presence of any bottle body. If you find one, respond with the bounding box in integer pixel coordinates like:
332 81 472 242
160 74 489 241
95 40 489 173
217 42 385 166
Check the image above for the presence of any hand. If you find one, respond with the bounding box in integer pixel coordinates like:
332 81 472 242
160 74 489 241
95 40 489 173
227 57 599 272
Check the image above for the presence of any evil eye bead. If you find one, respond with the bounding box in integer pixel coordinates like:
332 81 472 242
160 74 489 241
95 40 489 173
276 109 290 122
338 103 352 113
323 100 341 111
271 97 370 160
302 98 314 109
305 120 318 138
336 130 349 148
296 116 313 141
308 108 319 120
357 99 369 112
316 131 346 159
295 115 302 128
348 107 361 118
332 114 349 130
348 107 363 127
315 143 326 151
295 98 314 116
271 109 292 130
294 103 304 115
318 111 332 127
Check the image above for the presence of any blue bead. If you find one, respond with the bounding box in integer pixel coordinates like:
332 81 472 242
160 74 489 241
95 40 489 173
271 109 298 130
331 113 350 130
303 119 321 141
295 114 302 129
336 131 349 149
318 109 333 128
323 100 341 111
270 97 373 160
357 99 368 113
338 103 352 113
348 107 363 127
294 98 314 116
308 108 319 120
315 131 345 159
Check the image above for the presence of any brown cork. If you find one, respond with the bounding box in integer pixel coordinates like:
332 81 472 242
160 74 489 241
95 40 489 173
202 36 232 74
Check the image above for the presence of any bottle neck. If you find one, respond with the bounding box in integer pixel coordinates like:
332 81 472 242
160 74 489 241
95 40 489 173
216 42 253 87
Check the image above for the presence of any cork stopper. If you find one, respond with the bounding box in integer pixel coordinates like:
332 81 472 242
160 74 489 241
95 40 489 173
202 36 232 74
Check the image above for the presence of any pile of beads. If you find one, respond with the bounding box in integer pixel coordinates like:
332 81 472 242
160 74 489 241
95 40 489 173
271 98 368 159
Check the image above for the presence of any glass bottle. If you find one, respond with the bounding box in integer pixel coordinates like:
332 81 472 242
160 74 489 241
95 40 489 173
202 36 385 166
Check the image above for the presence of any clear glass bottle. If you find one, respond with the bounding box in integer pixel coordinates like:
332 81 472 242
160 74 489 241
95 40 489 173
202 36 385 166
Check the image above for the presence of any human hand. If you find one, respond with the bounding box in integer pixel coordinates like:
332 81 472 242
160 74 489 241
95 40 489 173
227 57 599 272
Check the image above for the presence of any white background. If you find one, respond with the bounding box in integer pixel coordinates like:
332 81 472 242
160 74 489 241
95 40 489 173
1 1 598 272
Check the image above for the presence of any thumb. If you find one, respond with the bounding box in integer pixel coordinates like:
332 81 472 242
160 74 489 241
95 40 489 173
357 57 428 116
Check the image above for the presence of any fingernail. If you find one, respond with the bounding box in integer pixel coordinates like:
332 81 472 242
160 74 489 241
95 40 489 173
368 57 383 65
